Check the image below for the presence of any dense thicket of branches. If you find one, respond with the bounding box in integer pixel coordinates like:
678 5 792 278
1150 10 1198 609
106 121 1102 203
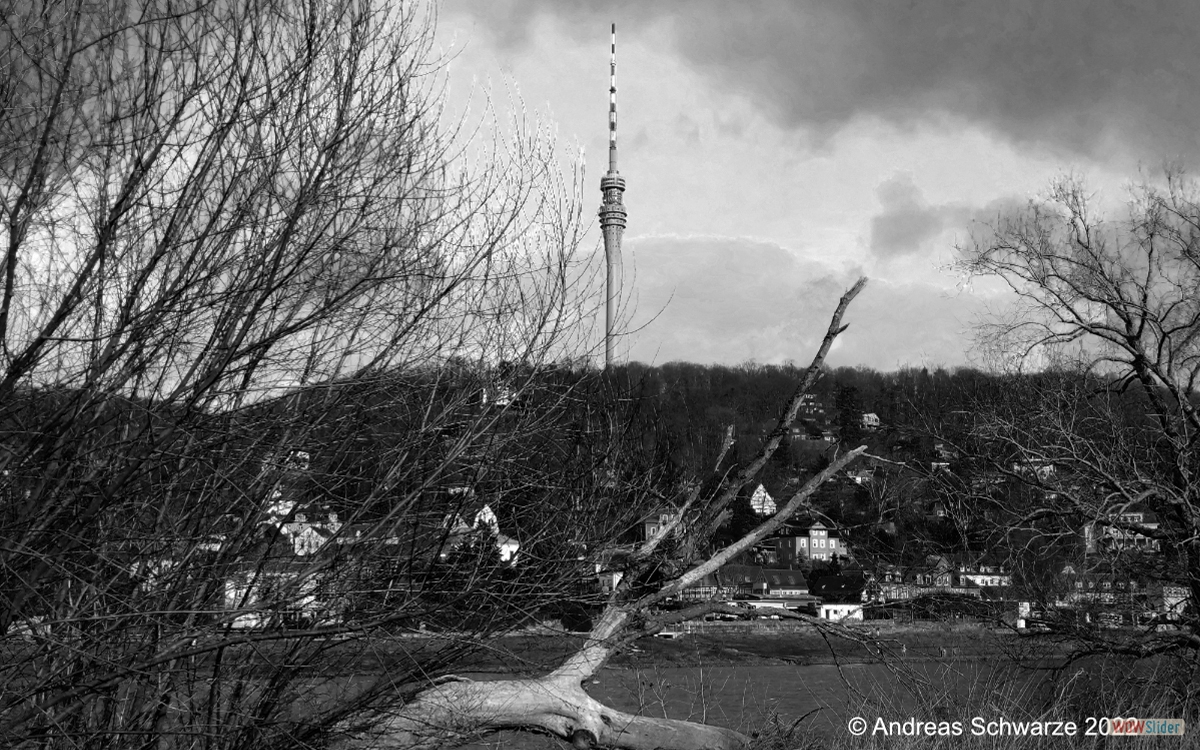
0 0 629 746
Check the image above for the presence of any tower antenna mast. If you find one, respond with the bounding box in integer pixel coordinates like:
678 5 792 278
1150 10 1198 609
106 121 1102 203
599 22 627 369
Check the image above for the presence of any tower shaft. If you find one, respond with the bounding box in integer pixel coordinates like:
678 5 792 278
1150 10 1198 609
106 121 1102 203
599 22 626 369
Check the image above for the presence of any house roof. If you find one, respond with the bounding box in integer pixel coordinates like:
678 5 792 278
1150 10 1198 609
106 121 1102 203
809 573 868 601
718 564 766 585
947 551 1010 571
1097 509 1160 525
763 569 808 588
750 484 777 515
712 565 809 591
774 519 837 538
919 554 953 574
684 572 720 589
639 506 680 523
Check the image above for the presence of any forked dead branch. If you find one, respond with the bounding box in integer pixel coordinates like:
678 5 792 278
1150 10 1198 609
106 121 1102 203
360 279 869 750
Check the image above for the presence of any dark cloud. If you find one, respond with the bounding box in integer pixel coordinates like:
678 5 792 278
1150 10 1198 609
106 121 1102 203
958 194 1034 246
871 174 950 257
623 236 989 368
868 175 1032 257
446 0 1200 162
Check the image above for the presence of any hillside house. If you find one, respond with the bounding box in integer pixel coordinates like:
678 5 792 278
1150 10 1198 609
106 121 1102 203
847 468 874 485
797 393 827 422
773 522 849 565
764 569 809 597
1045 561 1190 627
949 555 1011 588
912 555 954 588
440 491 521 564
1012 460 1055 480
750 484 777 515
641 509 679 541
933 443 959 461
872 564 919 601
224 561 328 629
679 565 811 601
678 571 720 600
1083 510 1160 554
281 512 342 556
718 564 770 598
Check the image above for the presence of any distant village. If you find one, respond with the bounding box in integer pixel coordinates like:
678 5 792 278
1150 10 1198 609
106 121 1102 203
188 384 1190 635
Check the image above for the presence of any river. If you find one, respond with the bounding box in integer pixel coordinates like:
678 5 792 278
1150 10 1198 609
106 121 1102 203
469 657 1058 749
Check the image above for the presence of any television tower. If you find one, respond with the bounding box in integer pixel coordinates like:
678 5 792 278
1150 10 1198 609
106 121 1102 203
599 22 626 369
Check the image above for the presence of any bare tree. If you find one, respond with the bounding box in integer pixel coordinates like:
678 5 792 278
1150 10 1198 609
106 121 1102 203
0 0 616 747
0 1 878 748
937 170 1200 666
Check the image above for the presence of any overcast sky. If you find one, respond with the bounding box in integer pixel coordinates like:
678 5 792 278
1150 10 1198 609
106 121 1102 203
436 1 1200 371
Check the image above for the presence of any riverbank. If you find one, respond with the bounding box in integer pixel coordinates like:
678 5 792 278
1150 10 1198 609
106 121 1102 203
373 620 1054 675
615 621 1026 668
0 620 1046 679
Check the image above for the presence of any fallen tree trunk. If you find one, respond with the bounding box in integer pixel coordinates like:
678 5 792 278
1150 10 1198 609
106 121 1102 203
358 673 748 750
344 279 868 750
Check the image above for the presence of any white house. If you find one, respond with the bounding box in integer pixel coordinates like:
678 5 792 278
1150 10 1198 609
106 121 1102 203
497 533 520 564
1012 460 1055 480
642 509 678 541
443 500 520 566
750 484 777 515
819 603 864 622
282 512 341 556
224 565 323 629
1159 585 1190 620
1083 511 1160 554
847 468 874 485
774 522 849 564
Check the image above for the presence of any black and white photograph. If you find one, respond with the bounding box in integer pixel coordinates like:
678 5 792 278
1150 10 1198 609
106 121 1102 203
1 0 1198 747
